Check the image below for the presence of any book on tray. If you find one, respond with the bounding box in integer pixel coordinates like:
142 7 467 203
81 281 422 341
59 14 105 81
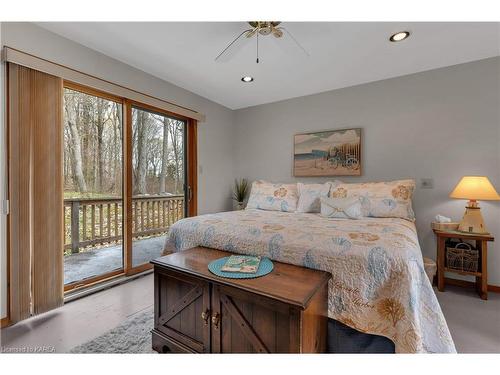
220 255 261 274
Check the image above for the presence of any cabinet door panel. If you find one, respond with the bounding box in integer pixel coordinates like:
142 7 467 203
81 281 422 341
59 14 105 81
211 284 296 353
154 269 210 352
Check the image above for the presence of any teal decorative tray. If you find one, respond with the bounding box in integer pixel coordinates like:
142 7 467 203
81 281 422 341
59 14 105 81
208 256 274 279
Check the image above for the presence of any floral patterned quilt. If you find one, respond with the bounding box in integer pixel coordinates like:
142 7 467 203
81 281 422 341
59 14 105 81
163 209 456 353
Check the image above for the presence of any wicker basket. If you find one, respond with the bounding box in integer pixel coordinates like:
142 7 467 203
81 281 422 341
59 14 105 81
446 242 479 273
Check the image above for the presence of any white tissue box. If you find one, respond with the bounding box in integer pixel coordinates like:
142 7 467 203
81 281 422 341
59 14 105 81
431 222 460 231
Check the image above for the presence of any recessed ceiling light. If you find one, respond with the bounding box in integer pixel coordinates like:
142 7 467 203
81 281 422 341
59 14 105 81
241 76 254 83
389 31 410 42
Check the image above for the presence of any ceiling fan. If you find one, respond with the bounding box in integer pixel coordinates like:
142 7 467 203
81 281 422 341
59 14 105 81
215 21 309 64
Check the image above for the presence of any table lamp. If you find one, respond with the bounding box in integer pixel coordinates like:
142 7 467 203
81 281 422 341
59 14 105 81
449 176 500 234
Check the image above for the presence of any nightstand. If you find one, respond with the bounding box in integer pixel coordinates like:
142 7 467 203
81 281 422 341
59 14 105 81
433 229 494 300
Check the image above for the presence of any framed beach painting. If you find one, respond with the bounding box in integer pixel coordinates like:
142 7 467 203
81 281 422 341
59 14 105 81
293 128 362 177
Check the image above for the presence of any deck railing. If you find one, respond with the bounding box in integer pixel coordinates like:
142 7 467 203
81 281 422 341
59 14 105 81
64 195 184 254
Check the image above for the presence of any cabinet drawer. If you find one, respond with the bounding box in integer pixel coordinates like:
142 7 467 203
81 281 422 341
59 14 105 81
152 329 196 353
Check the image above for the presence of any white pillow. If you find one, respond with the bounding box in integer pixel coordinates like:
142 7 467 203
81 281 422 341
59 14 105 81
320 196 362 219
246 181 298 212
296 182 332 213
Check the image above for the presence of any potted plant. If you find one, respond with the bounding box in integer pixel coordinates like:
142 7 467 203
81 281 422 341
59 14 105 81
232 178 249 210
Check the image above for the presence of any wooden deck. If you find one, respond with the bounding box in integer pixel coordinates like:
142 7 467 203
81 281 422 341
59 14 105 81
64 235 166 285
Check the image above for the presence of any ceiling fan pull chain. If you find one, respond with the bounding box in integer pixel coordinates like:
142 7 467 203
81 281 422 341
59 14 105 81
215 22 308 63
256 31 260 63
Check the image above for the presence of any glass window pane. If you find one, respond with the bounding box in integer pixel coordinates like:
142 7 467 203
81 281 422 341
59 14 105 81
63 88 123 285
131 107 185 267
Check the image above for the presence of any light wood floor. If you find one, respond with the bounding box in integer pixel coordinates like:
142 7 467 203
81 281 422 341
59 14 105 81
1 274 153 353
1 274 499 353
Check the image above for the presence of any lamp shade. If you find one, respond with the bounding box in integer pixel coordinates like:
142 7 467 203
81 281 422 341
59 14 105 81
450 176 500 200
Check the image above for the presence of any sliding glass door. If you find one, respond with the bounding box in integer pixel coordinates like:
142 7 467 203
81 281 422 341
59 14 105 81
63 85 124 288
130 106 186 269
62 82 196 290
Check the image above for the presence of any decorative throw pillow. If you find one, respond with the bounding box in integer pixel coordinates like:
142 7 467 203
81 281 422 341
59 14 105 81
246 181 298 212
296 182 332 213
363 197 416 221
329 179 416 221
320 197 362 219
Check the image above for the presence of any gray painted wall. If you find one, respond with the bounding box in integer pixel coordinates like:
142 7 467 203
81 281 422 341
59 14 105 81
0 22 236 319
234 57 500 285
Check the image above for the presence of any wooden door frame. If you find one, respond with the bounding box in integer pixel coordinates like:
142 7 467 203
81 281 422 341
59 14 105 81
61 82 198 286
186 118 198 218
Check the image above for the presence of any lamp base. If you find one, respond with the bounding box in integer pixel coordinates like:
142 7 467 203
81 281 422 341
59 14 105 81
458 202 489 234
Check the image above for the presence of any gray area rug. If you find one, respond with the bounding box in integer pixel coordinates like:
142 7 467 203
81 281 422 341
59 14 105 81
70 306 155 353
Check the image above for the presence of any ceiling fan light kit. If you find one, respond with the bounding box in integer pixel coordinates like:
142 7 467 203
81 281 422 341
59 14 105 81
247 21 283 38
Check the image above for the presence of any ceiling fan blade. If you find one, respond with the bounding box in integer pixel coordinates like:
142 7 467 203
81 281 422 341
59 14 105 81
215 29 253 62
272 27 283 38
279 26 310 57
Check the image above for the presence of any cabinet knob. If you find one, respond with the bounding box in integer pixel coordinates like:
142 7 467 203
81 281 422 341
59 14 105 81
211 312 220 329
201 309 210 325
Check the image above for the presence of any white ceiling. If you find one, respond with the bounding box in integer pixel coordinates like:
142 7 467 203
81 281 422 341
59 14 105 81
38 22 500 110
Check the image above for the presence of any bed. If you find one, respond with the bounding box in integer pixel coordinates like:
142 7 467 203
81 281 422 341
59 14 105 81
163 208 456 353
